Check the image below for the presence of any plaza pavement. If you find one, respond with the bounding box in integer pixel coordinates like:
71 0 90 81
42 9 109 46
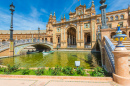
0 75 121 86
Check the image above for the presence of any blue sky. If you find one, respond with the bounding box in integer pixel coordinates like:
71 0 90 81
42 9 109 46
0 0 130 30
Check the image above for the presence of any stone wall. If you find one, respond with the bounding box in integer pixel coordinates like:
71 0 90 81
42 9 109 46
0 49 9 57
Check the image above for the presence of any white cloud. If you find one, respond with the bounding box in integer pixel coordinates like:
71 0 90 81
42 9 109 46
41 8 48 14
107 0 130 12
0 7 47 30
57 0 78 21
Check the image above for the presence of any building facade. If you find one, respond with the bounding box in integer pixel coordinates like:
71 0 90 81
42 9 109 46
0 1 130 49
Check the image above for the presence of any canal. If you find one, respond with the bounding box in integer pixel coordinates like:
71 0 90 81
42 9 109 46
0 51 101 69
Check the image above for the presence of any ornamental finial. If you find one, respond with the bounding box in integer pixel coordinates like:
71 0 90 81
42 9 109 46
113 24 127 47
117 24 120 27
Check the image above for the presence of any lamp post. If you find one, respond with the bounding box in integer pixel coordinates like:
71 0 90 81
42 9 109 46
10 2 15 40
38 27 40 42
100 0 108 29
9 2 15 56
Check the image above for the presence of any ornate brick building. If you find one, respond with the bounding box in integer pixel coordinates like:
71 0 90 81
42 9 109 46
0 1 130 49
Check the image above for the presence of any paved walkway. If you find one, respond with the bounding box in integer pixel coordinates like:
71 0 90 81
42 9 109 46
0 77 120 86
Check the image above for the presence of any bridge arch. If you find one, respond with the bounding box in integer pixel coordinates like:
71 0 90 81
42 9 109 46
14 43 53 55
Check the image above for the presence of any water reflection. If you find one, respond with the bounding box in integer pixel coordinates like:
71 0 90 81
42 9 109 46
0 51 101 69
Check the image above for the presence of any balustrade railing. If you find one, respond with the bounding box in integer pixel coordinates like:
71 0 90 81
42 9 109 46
104 36 115 72
55 15 91 24
67 45 76 48
0 39 53 51
0 43 9 51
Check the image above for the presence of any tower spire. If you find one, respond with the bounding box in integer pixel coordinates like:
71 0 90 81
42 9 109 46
64 14 65 19
54 11 55 16
92 0 94 6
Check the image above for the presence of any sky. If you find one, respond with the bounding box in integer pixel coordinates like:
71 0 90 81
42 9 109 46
0 0 130 30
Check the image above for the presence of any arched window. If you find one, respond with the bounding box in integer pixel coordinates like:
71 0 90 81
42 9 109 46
97 19 99 23
115 16 118 20
110 16 113 21
106 17 108 22
120 15 124 19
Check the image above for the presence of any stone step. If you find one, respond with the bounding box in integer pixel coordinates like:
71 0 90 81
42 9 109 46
126 48 130 50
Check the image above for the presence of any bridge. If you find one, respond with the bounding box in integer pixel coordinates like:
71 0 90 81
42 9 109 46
0 39 53 56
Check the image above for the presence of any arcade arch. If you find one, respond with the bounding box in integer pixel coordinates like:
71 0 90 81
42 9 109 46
110 32 116 38
67 27 76 47
84 33 91 48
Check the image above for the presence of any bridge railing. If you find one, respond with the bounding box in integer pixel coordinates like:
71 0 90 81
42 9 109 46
104 36 115 72
0 43 10 51
0 39 53 51
14 39 33 46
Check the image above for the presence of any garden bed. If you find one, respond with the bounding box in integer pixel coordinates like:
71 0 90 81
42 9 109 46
0 65 109 77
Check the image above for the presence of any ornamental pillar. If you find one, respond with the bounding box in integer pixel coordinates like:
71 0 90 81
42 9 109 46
112 25 130 86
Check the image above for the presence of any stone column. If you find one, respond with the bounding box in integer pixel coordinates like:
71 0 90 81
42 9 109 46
64 28 65 40
72 36 73 45
81 25 83 40
69 34 70 46
77 26 79 40
112 47 130 86
74 37 75 45
32 34 34 43
44 37 45 43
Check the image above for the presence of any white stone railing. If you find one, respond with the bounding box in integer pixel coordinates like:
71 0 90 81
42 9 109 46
104 36 115 71
0 39 53 52
0 43 10 52
55 15 91 24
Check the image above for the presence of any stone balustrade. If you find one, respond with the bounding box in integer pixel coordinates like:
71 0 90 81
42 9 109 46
0 39 53 52
104 36 115 72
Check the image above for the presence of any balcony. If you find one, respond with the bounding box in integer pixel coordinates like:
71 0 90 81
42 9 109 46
54 15 91 24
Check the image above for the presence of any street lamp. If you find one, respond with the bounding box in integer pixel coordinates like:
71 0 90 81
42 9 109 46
38 27 40 42
10 2 15 40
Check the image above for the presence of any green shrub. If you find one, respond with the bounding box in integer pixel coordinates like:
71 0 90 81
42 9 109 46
0 67 5 72
4 68 10 74
62 66 75 75
7 64 19 72
35 68 45 75
51 65 62 75
22 69 30 75
89 67 105 77
3 65 19 74
76 67 85 75
48 67 53 71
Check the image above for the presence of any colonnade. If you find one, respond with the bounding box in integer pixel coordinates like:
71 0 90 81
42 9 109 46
67 35 76 45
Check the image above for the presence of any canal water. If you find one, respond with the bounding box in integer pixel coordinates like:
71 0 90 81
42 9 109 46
0 51 101 69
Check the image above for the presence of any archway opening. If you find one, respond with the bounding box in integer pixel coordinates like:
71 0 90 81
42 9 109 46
20 44 52 55
67 27 76 48
122 31 126 34
84 33 91 48
129 31 130 38
110 32 116 38
2 40 6 44
50 38 53 43
33 44 51 52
